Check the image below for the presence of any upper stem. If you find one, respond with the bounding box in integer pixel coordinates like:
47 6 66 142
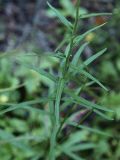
63 0 80 74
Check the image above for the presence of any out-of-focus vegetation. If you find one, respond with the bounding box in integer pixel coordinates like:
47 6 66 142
0 0 120 160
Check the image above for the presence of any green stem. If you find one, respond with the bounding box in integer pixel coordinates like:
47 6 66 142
49 78 64 160
64 0 80 74
49 1 80 159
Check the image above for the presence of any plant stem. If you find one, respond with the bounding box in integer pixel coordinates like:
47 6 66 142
49 78 65 160
63 0 81 74
49 1 80 159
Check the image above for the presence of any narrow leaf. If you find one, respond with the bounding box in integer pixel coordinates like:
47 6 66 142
80 70 108 91
62 130 88 148
30 66 57 82
74 23 106 45
94 109 114 121
0 105 50 115
0 98 53 115
70 64 108 91
71 42 88 66
84 48 107 66
55 37 68 52
0 83 25 93
63 150 84 160
47 2 72 30
65 88 114 113
80 13 112 19
0 97 53 106
68 121 112 137
55 78 64 127
68 143 96 152
65 44 71 57
16 60 57 82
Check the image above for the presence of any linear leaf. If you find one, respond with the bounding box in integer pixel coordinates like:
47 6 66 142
62 130 88 148
0 83 25 93
0 97 53 106
63 150 85 160
71 42 88 66
65 44 71 57
94 109 114 121
16 60 57 82
49 100 54 124
80 70 108 91
49 78 64 159
80 13 112 18
0 98 53 115
0 135 45 143
84 48 107 66
53 52 66 59
65 89 114 113
29 65 57 82
70 64 108 91
68 143 96 152
55 78 64 127
47 2 72 30
55 37 68 52
61 98 73 111
68 121 112 137
74 23 106 45
0 105 50 115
